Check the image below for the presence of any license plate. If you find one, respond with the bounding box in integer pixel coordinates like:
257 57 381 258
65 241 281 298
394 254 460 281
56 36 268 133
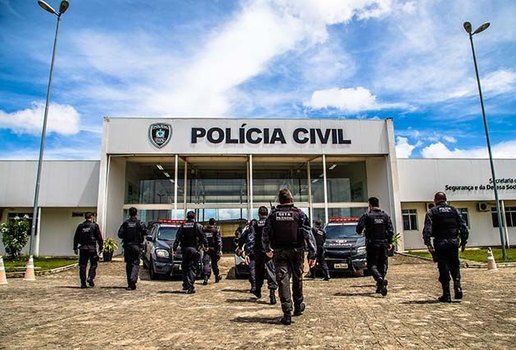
334 263 348 269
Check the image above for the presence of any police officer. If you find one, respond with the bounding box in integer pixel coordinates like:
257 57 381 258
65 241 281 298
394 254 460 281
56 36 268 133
118 207 147 290
249 206 278 305
173 211 207 294
73 212 103 288
236 220 257 294
263 189 316 326
202 218 223 285
423 192 469 302
356 197 394 296
309 219 330 281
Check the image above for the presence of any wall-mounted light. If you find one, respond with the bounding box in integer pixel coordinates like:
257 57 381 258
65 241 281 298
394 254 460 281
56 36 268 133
163 172 170 178
329 164 337 170
156 164 164 170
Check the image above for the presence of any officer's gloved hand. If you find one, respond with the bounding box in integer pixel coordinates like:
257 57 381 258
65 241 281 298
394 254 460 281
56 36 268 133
427 245 434 253
74 249 78 255
461 243 467 253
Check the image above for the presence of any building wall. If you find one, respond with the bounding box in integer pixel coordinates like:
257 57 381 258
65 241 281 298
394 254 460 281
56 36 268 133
401 201 515 250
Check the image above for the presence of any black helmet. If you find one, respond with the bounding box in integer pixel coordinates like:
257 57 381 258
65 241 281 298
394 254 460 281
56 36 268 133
314 219 322 227
208 218 216 225
186 211 195 220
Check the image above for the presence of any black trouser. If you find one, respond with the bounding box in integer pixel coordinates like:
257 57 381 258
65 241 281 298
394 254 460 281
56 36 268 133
310 246 330 278
435 239 461 292
124 244 142 287
181 247 201 291
202 249 220 280
273 248 304 315
79 249 98 284
366 243 388 283
255 250 277 292
247 253 256 290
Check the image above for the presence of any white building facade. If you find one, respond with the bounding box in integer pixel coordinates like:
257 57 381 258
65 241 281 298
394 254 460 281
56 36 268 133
0 117 514 256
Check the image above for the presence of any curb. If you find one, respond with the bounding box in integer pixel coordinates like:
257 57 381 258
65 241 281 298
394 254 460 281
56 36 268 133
6 263 78 278
398 252 516 268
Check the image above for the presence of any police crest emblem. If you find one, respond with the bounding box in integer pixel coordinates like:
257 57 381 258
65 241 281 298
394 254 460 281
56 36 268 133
149 123 172 148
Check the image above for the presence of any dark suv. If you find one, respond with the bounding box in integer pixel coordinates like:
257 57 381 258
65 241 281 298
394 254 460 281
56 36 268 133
322 218 367 275
143 220 184 280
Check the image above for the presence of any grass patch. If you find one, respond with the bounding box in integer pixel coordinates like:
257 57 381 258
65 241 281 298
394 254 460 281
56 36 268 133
407 247 516 263
3 256 77 273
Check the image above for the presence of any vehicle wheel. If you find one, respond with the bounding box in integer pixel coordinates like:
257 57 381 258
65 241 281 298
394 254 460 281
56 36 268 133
149 260 160 280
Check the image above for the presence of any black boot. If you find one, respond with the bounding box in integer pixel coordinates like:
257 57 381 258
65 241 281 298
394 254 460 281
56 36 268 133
454 286 463 299
376 279 383 294
293 302 305 316
380 279 388 296
269 291 277 305
215 274 222 283
202 278 208 286
438 284 451 303
280 313 292 325
253 288 261 299
323 271 330 281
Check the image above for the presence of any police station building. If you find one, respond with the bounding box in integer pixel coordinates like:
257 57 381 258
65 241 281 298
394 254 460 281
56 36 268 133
0 117 515 256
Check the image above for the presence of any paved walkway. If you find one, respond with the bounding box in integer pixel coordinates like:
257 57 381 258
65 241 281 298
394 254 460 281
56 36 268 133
0 255 514 349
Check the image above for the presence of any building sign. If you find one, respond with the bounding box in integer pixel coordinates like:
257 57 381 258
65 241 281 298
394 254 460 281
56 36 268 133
106 118 390 155
445 177 516 192
191 125 351 145
148 123 172 148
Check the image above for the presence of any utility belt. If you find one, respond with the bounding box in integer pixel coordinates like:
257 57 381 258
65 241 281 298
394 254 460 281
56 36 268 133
433 230 459 240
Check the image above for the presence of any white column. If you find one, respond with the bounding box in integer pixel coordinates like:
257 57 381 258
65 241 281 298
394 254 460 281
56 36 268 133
307 161 312 222
174 154 178 218
248 154 253 220
501 200 510 247
34 207 42 257
322 154 329 224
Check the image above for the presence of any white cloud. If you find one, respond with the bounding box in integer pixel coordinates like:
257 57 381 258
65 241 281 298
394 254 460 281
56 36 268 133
449 69 516 99
304 87 408 112
421 140 516 159
64 0 397 117
395 136 417 158
0 102 80 135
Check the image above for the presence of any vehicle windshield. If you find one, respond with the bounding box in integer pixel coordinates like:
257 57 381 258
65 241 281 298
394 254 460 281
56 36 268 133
325 224 359 239
158 226 179 241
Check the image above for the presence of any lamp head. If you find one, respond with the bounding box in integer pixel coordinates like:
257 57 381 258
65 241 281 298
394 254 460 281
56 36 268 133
59 0 69 14
473 22 490 34
38 0 58 15
463 21 472 34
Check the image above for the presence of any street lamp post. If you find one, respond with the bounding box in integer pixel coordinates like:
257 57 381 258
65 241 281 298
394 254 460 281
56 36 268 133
27 0 70 259
464 21 508 261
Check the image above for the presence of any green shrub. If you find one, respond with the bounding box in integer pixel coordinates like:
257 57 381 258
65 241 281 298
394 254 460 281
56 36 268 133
1 218 31 259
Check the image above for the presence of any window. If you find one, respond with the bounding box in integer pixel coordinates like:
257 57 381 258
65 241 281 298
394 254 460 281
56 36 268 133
492 207 516 227
459 208 470 228
402 209 418 231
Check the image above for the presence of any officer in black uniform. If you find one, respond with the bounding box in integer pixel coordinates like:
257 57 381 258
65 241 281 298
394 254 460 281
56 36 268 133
202 218 223 285
73 212 103 288
423 192 469 302
356 197 394 296
236 220 257 294
249 206 278 305
263 189 316 326
309 219 330 281
173 211 207 294
118 207 147 290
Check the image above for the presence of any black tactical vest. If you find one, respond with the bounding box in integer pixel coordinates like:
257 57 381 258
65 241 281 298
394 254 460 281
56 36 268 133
204 225 218 248
365 210 389 242
253 218 266 251
180 221 199 247
271 207 303 249
313 228 325 247
124 219 144 245
431 205 460 239
79 221 97 247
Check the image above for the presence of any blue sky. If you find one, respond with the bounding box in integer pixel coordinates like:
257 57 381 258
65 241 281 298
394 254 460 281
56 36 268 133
1 0 515 160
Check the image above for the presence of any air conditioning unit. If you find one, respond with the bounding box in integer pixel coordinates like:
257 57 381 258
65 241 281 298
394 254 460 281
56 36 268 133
477 202 489 212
